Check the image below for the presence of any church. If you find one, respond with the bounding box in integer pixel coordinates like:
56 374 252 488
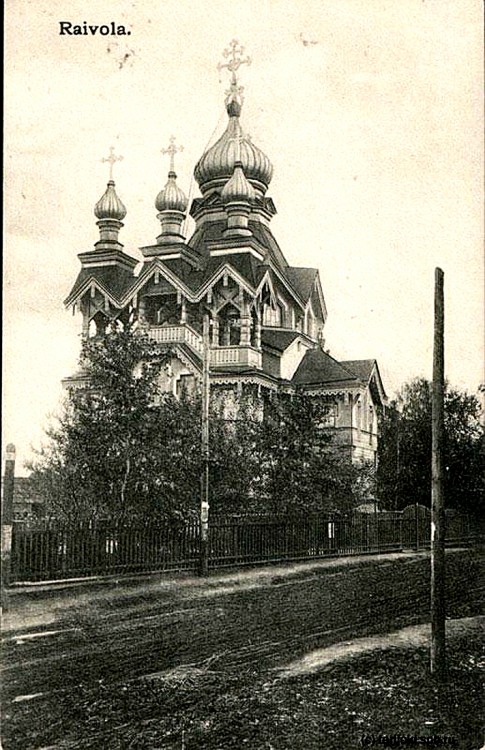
64 40 386 464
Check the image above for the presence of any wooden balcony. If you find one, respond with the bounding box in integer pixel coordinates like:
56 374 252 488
210 346 262 369
144 326 262 369
145 324 203 355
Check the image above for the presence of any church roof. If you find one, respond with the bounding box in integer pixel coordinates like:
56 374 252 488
194 91 273 195
284 267 318 303
342 359 387 403
254 224 289 270
155 171 188 213
188 218 289 269
261 329 300 351
94 181 126 221
341 360 376 382
291 348 359 386
65 265 136 306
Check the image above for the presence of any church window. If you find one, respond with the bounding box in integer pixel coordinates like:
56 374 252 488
218 304 241 346
356 399 362 431
263 303 281 327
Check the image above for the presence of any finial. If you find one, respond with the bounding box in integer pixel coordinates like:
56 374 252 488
217 39 251 86
161 136 183 174
101 146 123 182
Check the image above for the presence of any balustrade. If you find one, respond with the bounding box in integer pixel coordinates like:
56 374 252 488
211 346 262 369
146 324 203 354
145 325 262 368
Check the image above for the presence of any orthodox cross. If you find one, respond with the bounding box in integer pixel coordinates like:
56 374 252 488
161 136 183 173
101 146 123 181
217 39 251 85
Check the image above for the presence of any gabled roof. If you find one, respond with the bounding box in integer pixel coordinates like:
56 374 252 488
65 265 136 307
261 329 300 352
341 359 376 382
200 253 264 288
292 348 359 386
145 257 204 292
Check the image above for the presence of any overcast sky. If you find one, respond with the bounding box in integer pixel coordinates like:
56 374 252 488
4 0 484 473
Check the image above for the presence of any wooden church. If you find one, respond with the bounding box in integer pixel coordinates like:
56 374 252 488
64 41 386 464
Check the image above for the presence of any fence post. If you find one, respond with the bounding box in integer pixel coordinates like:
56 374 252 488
199 313 210 577
374 500 379 551
2 444 16 602
414 502 420 551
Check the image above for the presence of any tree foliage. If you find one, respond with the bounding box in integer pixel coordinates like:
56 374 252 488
376 377 484 514
29 331 375 523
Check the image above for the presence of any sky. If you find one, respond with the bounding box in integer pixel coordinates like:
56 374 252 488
4 0 484 474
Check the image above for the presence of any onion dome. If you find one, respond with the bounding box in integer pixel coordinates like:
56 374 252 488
221 162 255 203
194 96 273 196
94 180 127 221
155 171 188 213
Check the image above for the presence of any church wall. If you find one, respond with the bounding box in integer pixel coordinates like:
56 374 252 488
262 350 281 378
280 339 312 381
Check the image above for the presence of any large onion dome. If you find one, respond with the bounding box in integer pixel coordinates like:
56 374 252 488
221 162 255 203
94 180 127 221
155 171 188 213
194 96 273 196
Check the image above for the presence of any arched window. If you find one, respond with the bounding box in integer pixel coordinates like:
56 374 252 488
218 304 241 346
263 303 281 327
90 311 108 337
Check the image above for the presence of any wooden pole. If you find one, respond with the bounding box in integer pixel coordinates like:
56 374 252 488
200 314 210 577
431 267 446 679
2 444 16 606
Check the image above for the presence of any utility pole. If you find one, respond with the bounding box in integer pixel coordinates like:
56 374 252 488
431 267 446 679
200 314 210 576
2 444 16 607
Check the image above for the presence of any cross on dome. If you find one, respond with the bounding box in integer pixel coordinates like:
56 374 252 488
161 136 183 173
217 39 251 86
101 146 123 181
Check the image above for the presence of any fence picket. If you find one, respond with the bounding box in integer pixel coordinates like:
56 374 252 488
9 507 480 583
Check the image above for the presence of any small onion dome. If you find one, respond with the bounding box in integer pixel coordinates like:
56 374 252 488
155 171 188 213
221 162 255 203
194 98 273 195
94 180 127 221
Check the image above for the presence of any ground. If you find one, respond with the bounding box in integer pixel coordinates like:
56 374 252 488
1 549 484 749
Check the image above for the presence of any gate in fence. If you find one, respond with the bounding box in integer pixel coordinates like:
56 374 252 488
9 506 480 583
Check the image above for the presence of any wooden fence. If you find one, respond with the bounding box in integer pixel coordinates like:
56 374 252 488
9 506 481 583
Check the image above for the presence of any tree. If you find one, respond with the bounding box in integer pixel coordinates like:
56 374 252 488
226 392 373 516
376 377 484 515
28 330 203 524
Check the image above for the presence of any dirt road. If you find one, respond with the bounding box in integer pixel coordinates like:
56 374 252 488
2 549 482 707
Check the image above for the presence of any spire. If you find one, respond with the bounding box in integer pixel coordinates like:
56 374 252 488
217 39 251 118
194 41 273 197
101 146 123 181
161 135 183 173
155 136 188 244
94 147 126 250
